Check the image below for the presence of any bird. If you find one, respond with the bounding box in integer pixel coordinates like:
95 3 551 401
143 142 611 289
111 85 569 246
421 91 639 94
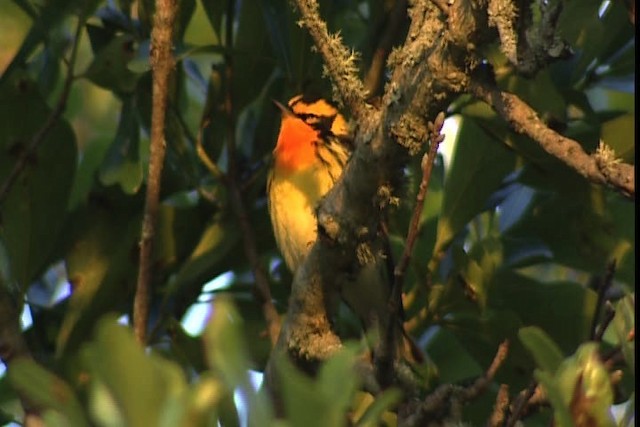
267 94 421 366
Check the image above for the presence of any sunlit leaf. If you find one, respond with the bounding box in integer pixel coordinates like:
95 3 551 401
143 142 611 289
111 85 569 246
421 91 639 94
57 203 140 356
601 113 634 163
432 116 516 263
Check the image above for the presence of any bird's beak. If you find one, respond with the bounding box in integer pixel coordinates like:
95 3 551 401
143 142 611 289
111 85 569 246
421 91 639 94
272 99 294 117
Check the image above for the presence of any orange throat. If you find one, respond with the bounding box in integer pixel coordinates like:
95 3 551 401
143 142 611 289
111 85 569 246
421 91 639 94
274 116 318 172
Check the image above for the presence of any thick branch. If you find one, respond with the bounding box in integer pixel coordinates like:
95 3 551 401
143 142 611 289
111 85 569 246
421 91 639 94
134 0 177 345
470 78 635 198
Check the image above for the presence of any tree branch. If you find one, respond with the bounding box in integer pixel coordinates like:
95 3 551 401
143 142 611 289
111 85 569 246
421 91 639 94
378 111 445 385
470 78 635 198
292 0 368 118
134 0 177 345
401 340 510 426
488 0 570 77
488 384 510 427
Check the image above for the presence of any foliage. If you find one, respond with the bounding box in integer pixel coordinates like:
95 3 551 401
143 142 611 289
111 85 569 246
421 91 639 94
0 0 635 426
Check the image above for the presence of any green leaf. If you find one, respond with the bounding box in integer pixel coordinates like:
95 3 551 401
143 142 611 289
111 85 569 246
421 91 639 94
561 344 615 427
535 370 574 427
232 0 275 112
87 316 187 427
432 116 516 262
317 344 361 412
354 388 402 427
8 358 88 426
203 297 273 425
612 295 635 376
601 113 634 163
491 271 598 354
183 0 218 46
158 373 223 427
200 0 225 41
98 96 143 194
84 34 140 94
0 73 76 289
425 326 484 384
519 326 564 373
276 355 343 427
165 217 239 302
57 201 140 356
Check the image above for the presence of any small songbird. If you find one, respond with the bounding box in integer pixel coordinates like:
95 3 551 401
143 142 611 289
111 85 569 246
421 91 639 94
267 94 419 363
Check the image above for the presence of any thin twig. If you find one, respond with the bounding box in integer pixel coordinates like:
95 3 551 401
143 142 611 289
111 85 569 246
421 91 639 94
462 340 510 400
470 78 634 198
217 0 280 346
590 260 617 340
377 112 445 386
506 380 538 427
594 302 616 342
0 20 83 206
403 340 510 427
134 0 178 345
196 119 226 182
392 112 446 308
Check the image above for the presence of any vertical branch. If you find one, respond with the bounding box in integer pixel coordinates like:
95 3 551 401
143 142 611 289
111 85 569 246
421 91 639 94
134 0 177 345
377 112 445 387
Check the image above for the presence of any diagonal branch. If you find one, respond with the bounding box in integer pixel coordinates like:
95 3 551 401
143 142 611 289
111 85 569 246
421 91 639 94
292 0 368 119
470 78 635 198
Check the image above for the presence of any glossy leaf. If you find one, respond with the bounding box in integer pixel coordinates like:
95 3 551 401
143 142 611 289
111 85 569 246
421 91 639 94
519 326 564 373
0 74 76 289
492 271 598 355
87 317 187 427
432 116 516 262
203 297 273 425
